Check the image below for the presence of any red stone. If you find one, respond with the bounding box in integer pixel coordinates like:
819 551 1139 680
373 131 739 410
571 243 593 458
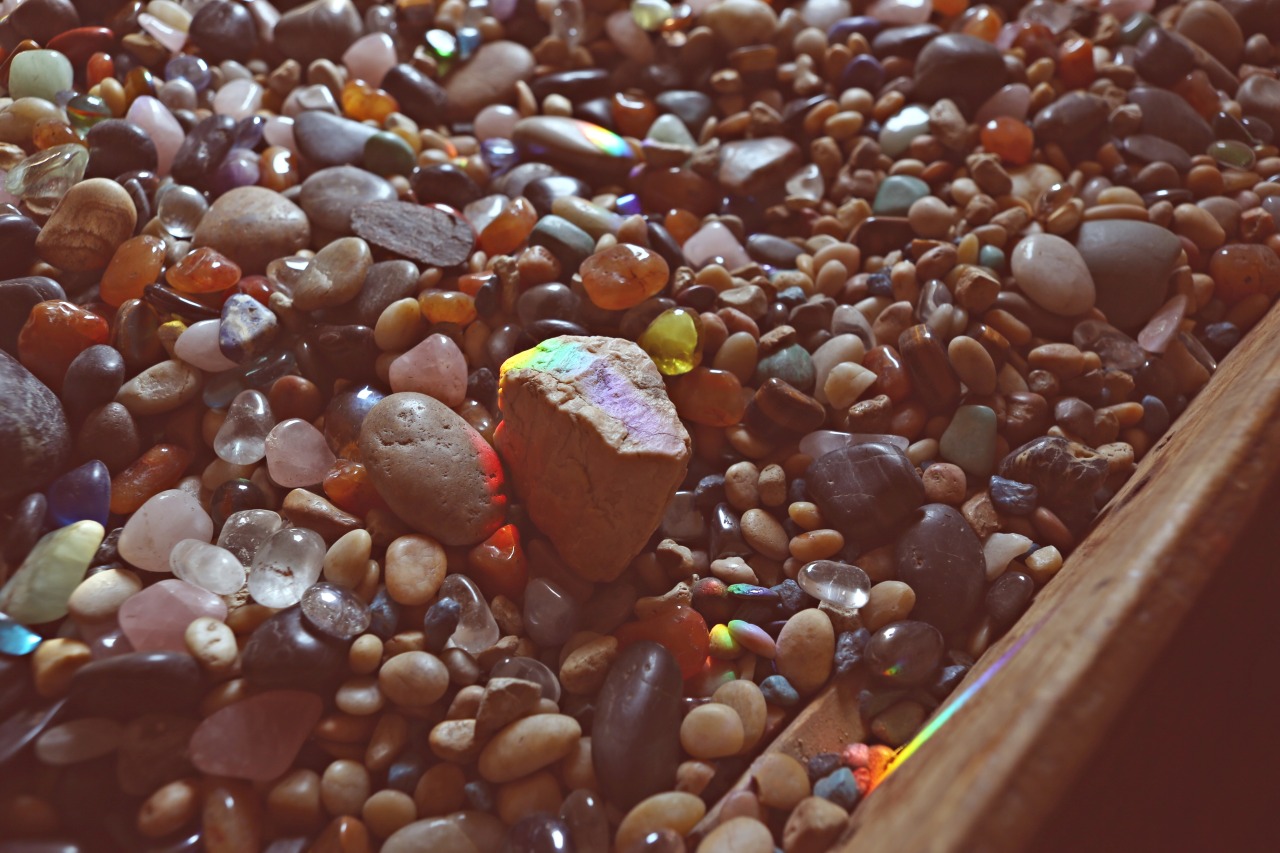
614 605 710 680
466 524 527 601
17 300 110 390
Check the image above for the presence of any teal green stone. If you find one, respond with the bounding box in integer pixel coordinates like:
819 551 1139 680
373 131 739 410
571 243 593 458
873 175 930 216
879 104 930 158
8 50 74 103
364 132 416 177
755 344 816 393
979 244 1006 273
1206 139 1256 171
939 405 997 479
1119 12 1156 45
0 521 104 625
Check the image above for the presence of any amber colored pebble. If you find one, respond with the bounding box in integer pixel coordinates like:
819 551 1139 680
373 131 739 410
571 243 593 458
419 289 478 326
933 0 968 16
1208 244 1280 303
980 117 1034 166
234 274 275 307
637 167 719 218
109 444 193 514
1004 21 1055 61
166 247 242 294
86 52 114 87
580 243 670 311
863 345 912 403
312 816 372 853
323 460 387 517
959 4 1003 41
1056 37 1094 89
203 783 264 853
466 523 527 601
101 235 166 307
259 146 300 192
612 91 658 139
341 80 398 123
614 605 710 680
17 300 110 390
664 209 700 245
479 197 538 256
1171 70 1219 120
899 325 961 414
124 67 157 105
668 367 748 427
269 375 325 422
33 118 80 150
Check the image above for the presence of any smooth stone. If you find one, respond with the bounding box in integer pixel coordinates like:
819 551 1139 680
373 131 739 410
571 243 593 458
975 84 1032 124
806 442 925 545
873 175 929 216
913 34 1006 113
62 344 125 423
189 690 323 780
1175 0 1244 67
352 260 420 327
1010 233 1096 316
170 540 245 595
445 41 536 120
717 136 803 197
265 418 334 488
1127 87 1214 155
114 712 199 796
381 63 448 127
1121 134 1192 172
350 200 475 268
118 579 226 652
512 116 638 184
8 50 74 103
219 294 278 363
411 163 484 210
0 277 64 353
1238 75 1280 136
389 333 467 406
300 582 369 640
271 0 362 66
35 178 136 272
894 504 985 636
118 489 214 573
528 214 596 272
174 320 238 373
998 436 1109 518
292 110 379 168
1031 92 1109 148
77 403 140 475
592 641 683 810
298 165 394 234
171 115 235 192
879 104 931 158
0 521 103 625
34 717 123 765
66 652 202 718
0 349 69 501
683 221 750 270
188 0 258 64
863 620 944 686
84 119 157 180
342 32 397 87
45 460 110 526
1074 219 1183 330
0 697 67 767
655 90 713 134
192 186 310 273
986 571 1035 629
1133 25 1195 87
291 236 372 311
115 360 203 416
241 606 348 691
938 405 997 479
359 392 506 546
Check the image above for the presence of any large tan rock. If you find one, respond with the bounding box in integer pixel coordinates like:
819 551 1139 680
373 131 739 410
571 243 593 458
496 336 691 582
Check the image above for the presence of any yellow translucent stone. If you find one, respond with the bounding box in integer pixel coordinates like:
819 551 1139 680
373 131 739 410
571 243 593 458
638 306 702 376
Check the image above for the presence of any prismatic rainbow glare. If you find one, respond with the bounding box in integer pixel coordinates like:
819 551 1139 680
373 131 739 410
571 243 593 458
577 120 631 157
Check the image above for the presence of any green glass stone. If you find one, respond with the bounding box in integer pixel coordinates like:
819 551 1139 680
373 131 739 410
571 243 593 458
8 49 75 103
1119 12 1156 45
755 343 816 393
1207 139 1256 171
978 244 1006 273
873 175 930 216
639 307 702 376
0 521 105 625
66 94 113 133
425 29 459 76
364 131 416 176
939 405 997 479
631 0 674 31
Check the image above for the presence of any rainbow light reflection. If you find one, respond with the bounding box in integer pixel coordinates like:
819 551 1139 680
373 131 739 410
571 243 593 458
879 607 1057 783
576 120 631 157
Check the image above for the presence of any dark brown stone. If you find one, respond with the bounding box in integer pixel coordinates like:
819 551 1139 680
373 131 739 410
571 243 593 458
894 504 985 636
805 442 925 546
998 435 1109 516
350 201 475 268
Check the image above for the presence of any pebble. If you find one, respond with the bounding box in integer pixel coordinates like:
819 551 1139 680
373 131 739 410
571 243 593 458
0 520 104 625
291 236 372 311
350 200 475 268
753 752 811 810
783 796 850 853
698 816 774 853
119 490 213 573
192 186 310 273
776 608 835 695
115 359 202 416
679 703 744 759
272 0 362 66
293 110 381 167
593 642 683 809
894 504 985 636
1010 234 1096 316
477 714 582 783
444 41 536 120
913 34 1007 112
34 178 136 272
0 350 69 502
190 689 324 781
805 442 925 546
615 791 706 852
359 392 506 546
719 137 803 197
1074 219 1184 331
299 166 397 235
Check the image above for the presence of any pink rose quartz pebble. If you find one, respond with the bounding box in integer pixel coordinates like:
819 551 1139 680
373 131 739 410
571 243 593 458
138 12 188 53
496 336 691 582
189 690 324 781
389 333 468 406
867 0 932 25
126 96 184 175
474 105 520 141
975 83 1033 124
117 579 227 652
265 418 336 487
1137 294 1189 354
342 33 397 87
212 78 264 121
683 221 751 270
118 489 214 572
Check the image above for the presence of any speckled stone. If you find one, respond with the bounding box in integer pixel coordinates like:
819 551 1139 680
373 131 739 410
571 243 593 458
192 186 310 273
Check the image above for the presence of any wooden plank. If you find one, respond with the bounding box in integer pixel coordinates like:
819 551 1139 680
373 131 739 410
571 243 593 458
837 303 1280 852
694 304 1280 849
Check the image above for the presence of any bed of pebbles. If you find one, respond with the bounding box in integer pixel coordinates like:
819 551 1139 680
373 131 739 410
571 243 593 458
2 0 1279 851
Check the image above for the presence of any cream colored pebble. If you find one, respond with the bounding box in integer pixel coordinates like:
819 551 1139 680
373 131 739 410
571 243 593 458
184 617 238 673
615 792 707 852
679 702 745 759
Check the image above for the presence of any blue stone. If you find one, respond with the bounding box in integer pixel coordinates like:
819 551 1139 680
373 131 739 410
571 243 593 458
367 587 400 640
220 294 279 364
840 54 884 93
0 612 42 655
978 244 1006 272
760 674 800 708
989 475 1037 516
756 343 816 393
873 175 930 216
814 767 861 810
45 460 110 528
164 55 210 92
386 756 426 793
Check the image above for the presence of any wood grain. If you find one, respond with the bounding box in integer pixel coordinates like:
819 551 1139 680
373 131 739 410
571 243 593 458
695 304 1280 850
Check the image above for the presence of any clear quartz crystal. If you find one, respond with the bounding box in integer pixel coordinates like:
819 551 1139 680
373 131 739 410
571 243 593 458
216 509 284 566
440 574 500 655
490 656 561 702
170 539 247 595
796 560 872 610
156 183 208 238
214 390 275 465
301 582 370 640
248 527 325 608
5 144 88 209
550 0 584 49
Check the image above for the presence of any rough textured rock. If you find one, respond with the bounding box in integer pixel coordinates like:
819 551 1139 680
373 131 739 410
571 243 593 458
496 336 691 582
0 349 70 502
359 392 506 546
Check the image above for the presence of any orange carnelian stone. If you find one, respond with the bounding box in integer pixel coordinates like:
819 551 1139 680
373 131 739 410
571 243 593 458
611 91 658 138
234 274 275 307
17 300 110 390
32 118 79 150
1172 69 1220 120
259 146 300 192
478 197 538 256
934 0 969 16
958 4 1003 41
109 444 193 514
456 271 496 298
341 80 398 123
580 243 670 311
123 67 156 104
664 209 701 245
1057 37 1094 90
667 367 747 427
418 289 477 326
980 117 1034 166
615 605 710 680
166 247 241 294
864 345 912 403
323 459 386 516
101 235 165 307
466 524 527 601
86 52 113 87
